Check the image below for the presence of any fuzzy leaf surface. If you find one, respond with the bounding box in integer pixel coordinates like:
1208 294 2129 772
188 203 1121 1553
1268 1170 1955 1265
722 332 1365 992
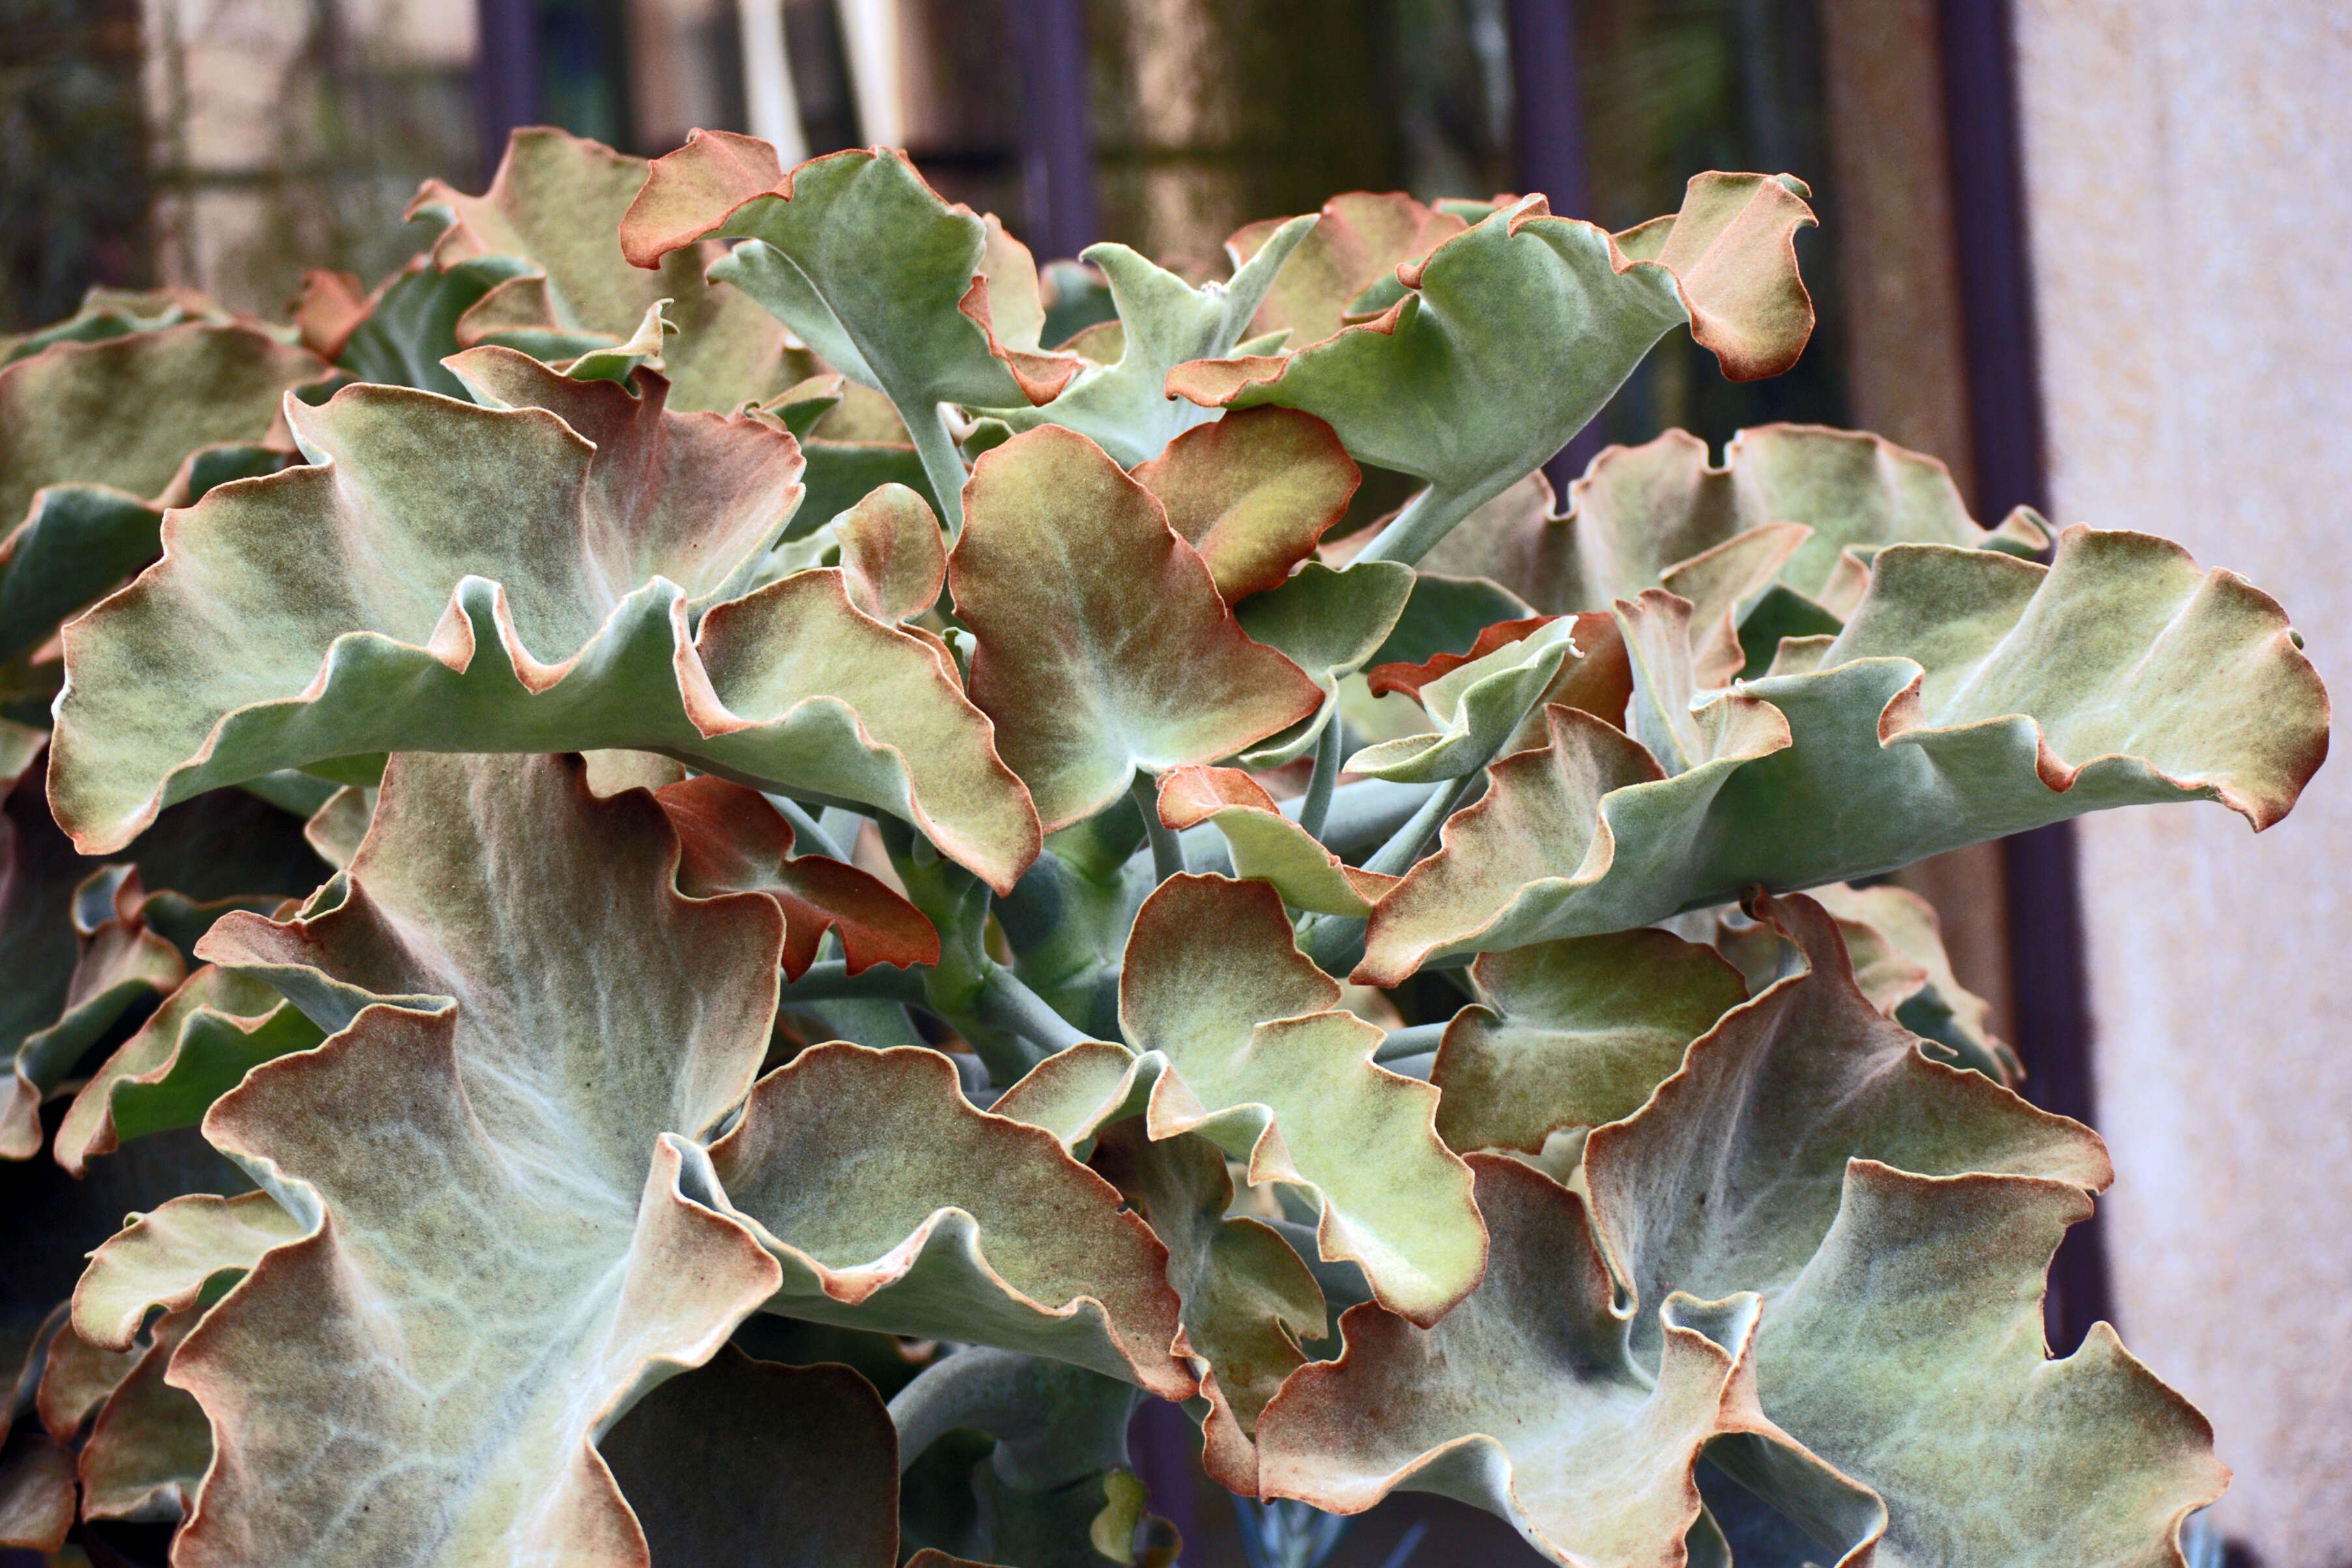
50 356 1038 889
949 426 1321 830
1169 177 1816 563
1360 528 2329 979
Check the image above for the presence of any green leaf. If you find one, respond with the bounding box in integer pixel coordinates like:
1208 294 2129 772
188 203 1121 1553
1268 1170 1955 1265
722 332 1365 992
1430 928 1747 1154
1254 1155 1880 1566
981 220 1315 468
622 134 1079 532
0 285 229 367
0 323 326 540
1579 901 2221 1566
1130 407 1359 600
72 1191 304 1351
1116 875 1484 1325
411 126 799 413
1229 559 1416 768
318 253 535 398
1583 891 2109 1363
2 867 185 1159
949 425 1322 831
833 481 947 621
1154 766 1397 918
1364 572 1538 670
1168 175 1817 564
74 1305 211 1522
1090 1120 1325 1493
50 353 1039 891
704 1043 1193 1399
170 751 790 1565
1358 528 2328 980
1345 616 1583 782
1747 1165 2228 1568
54 965 328 1176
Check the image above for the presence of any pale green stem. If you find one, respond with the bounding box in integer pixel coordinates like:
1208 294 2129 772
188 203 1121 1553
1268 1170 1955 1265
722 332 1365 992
1372 1021 1448 1063
1298 715 1342 842
1132 771 1187 881
1351 478 1491 567
969 963 1083 1063
1360 771 1481 879
777 959 928 1004
906 399 969 537
769 795 846 860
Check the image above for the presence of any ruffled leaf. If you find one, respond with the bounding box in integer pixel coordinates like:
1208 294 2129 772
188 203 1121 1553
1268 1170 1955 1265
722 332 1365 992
1255 1155 1878 1567
172 751 789 1567
1117 875 1484 1324
1228 191 1471 350
1130 407 1359 600
1169 175 1816 563
410 126 797 413
704 1043 1194 1399
51 352 1040 891
982 222 1317 468
949 425 1322 831
622 133 1077 530
651 774 939 978
1229 560 1416 765
1359 528 2328 980
1431 928 1747 1154
1090 1121 1325 1492
834 481 948 622
1155 766 1396 917
72 1191 303 1351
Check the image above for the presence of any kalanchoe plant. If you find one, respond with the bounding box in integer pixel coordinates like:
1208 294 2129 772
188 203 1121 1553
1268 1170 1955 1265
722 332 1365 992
0 124 2328 1568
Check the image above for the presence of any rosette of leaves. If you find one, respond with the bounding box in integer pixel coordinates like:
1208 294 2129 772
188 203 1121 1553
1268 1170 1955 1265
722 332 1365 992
0 127 2331 1568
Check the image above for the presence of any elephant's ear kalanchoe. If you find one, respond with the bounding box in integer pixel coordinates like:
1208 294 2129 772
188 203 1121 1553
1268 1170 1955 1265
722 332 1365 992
0 126 2323 1567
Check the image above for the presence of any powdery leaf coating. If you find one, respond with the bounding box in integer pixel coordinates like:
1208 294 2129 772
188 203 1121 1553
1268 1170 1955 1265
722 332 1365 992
410 126 796 414
168 751 791 1567
1750 1165 2229 1568
49 354 1039 890
0 324 326 537
1583 892 2112 1369
949 425 1323 831
1431 928 1748 1154
833 482 947 622
1156 766 1398 917
1089 1121 1326 1491
706 1044 1193 1400
650 774 939 978
1255 1156 1877 1567
1169 175 1816 563
1129 408 1360 601
1358 528 2330 980
1120 876 1484 1325
55 966 324 1176
74 1191 304 1351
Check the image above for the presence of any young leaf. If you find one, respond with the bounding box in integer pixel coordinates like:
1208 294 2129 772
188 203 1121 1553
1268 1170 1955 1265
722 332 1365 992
949 425 1322 831
979 221 1315 467
621 134 1078 530
1358 528 2329 980
1229 191 1471 350
1169 175 1816 563
1154 766 1398 917
412 126 797 414
1119 875 1484 1324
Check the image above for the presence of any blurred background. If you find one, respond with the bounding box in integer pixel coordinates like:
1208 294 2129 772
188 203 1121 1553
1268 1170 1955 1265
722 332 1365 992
1 1 2344 1564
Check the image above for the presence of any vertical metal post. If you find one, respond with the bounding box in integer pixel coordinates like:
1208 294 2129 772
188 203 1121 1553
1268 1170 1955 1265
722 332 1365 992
476 0 538 182
1506 0 1604 500
1938 0 2113 1356
1014 0 1097 261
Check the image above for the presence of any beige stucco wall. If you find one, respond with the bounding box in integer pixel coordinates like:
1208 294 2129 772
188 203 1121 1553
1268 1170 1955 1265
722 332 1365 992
2013 5 2351 1562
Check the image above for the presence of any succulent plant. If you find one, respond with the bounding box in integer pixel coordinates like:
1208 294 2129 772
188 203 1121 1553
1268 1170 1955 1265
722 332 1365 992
0 125 2327 1567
